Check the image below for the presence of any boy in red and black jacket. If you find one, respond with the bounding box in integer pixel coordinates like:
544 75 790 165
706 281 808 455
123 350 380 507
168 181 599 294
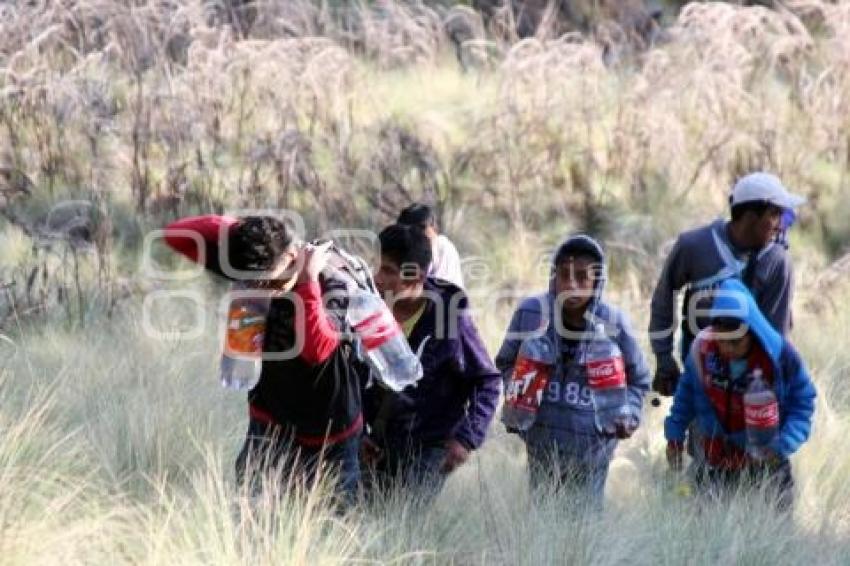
164 215 368 499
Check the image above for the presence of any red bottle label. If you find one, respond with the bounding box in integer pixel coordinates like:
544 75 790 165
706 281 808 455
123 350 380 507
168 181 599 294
586 356 626 390
745 401 779 428
353 309 401 350
506 356 552 412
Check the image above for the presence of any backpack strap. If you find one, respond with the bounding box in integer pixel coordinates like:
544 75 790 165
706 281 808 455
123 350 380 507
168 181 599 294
742 251 759 289
689 226 747 291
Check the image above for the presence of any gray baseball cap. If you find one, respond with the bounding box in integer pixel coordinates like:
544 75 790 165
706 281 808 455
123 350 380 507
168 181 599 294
730 172 806 209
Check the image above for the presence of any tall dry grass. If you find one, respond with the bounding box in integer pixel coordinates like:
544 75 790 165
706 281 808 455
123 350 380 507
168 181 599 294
2 1 849 321
1 281 849 564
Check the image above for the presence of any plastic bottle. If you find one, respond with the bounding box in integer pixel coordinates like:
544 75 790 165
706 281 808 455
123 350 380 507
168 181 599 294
744 368 779 460
585 323 631 435
502 333 555 432
218 247 423 392
220 287 270 391
346 290 423 392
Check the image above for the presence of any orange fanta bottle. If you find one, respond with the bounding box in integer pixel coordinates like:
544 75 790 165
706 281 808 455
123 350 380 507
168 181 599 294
220 289 270 390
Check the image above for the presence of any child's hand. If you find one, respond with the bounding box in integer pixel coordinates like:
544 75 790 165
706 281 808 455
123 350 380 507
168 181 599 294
296 241 332 285
613 418 638 439
751 447 782 466
360 435 383 466
653 353 681 397
441 439 470 474
666 440 684 471
603 413 638 439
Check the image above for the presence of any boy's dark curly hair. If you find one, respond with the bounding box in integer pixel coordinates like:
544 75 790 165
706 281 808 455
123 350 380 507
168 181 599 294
378 223 432 274
227 216 293 273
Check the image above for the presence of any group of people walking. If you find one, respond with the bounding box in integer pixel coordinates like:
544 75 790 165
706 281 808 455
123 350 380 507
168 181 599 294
163 171 816 510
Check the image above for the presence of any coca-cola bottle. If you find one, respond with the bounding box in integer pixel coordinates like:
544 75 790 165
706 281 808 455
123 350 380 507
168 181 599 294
502 334 555 432
744 368 779 460
220 285 270 391
346 290 423 392
585 323 631 435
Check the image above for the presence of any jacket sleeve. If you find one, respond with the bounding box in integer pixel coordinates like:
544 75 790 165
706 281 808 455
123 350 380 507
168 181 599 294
494 307 523 380
292 281 341 366
757 252 794 336
664 353 698 443
163 215 239 279
613 310 651 423
649 236 689 356
451 313 502 450
769 344 816 457
494 296 546 386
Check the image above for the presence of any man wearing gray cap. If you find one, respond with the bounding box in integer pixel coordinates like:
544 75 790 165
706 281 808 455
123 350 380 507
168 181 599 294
648 172 806 397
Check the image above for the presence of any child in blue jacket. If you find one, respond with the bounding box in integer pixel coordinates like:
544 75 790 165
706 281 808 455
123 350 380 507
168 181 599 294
665 279 816 510
495 235 650 502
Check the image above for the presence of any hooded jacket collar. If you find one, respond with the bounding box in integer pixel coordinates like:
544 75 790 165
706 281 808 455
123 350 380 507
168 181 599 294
710 279 783 363
547 234 607 330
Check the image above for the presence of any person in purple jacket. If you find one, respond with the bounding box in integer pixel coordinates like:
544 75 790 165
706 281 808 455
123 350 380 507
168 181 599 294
362 224 501 494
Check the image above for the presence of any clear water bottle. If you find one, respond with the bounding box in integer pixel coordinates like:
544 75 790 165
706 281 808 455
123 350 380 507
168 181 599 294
346 290 423 392
219 287 270 391
502 333 555 432
585 323 631 435
744 368 779 460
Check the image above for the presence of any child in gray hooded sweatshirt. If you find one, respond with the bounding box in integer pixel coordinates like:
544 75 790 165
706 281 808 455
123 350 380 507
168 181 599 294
496 235 651 502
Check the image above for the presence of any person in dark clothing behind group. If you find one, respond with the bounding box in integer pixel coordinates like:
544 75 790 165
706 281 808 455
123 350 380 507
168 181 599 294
397 203 465 289
362 224 500 494
649 172 807 398
163 214 368 500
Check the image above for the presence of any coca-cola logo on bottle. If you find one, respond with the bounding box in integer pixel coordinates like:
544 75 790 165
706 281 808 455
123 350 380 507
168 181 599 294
586 357 626 390
745 402 779 427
